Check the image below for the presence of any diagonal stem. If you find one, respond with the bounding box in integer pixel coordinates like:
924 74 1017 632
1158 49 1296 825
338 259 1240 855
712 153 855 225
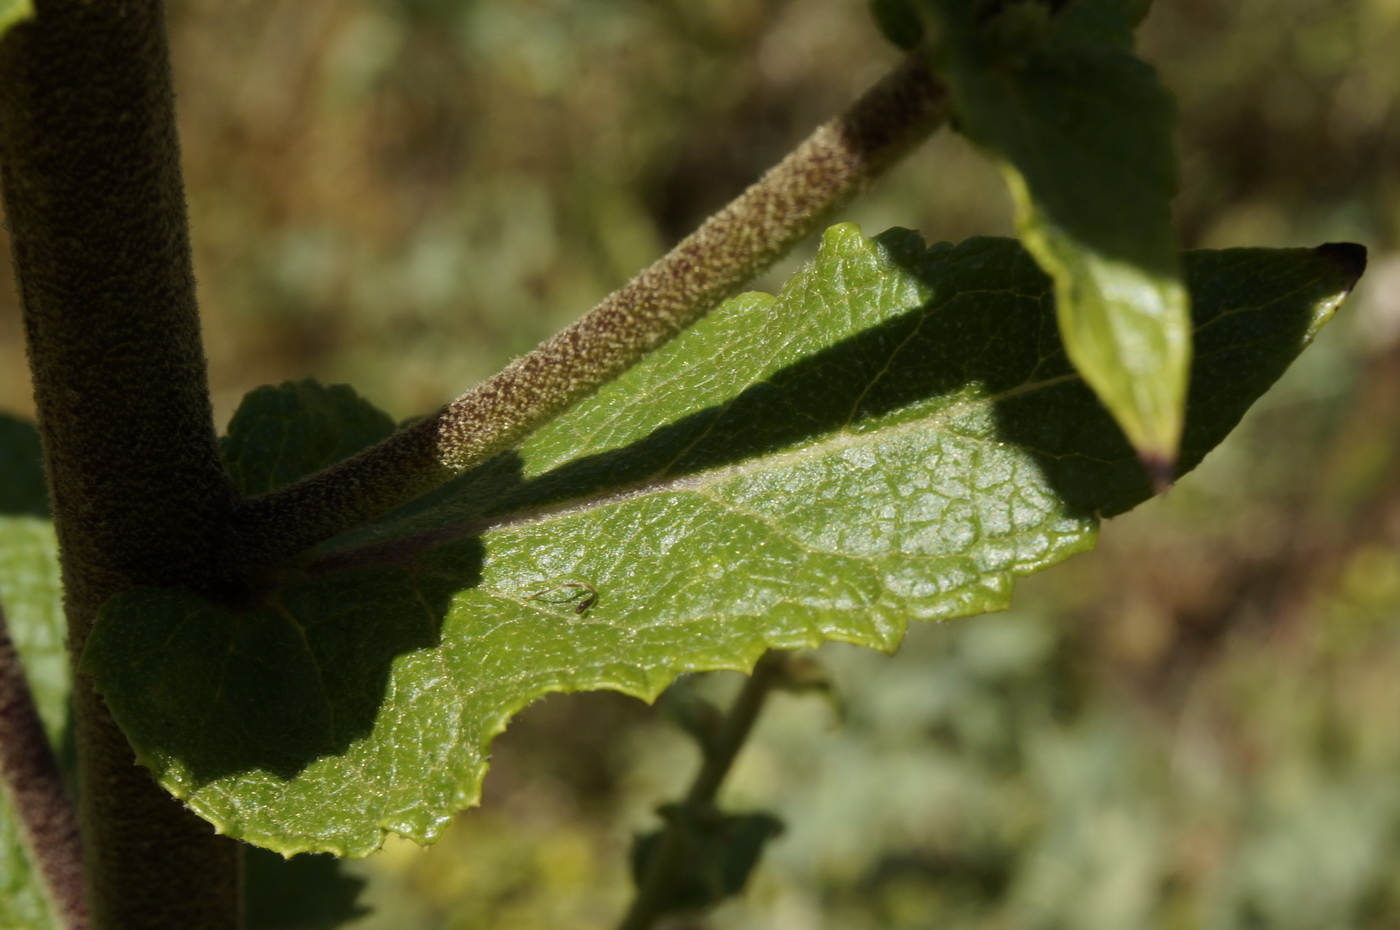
235 55 949 566
0 608 86 930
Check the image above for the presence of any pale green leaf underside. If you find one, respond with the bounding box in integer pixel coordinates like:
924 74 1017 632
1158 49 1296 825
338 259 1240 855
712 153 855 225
84 227 1362 857
923 0 1191 464
0 415 64 930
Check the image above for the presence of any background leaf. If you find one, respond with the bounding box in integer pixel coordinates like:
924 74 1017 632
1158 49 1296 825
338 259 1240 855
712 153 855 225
921 0 1190 470
223 379 397 496
83 226 1362 856
244 846 370 930
630 807 785 914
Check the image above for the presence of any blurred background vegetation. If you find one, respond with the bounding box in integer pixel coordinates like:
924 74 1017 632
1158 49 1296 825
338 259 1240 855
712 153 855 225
5 0 1400 926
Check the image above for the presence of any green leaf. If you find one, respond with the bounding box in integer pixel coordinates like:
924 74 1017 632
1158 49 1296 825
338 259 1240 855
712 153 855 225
223 379 397 496
631 807 785 914
921 0 1190 471
82 226 1362 856
244 846 369 930
0 414 64 930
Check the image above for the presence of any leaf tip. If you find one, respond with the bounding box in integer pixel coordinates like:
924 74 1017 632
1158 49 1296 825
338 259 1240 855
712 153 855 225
1314 242 1367 290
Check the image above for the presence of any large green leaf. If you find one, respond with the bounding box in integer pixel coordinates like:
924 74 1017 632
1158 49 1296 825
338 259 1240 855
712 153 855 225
82 226 1363 856
0 415 63 930
921 0 1190 471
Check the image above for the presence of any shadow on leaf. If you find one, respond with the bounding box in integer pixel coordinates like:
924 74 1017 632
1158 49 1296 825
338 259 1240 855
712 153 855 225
83 235 1359 800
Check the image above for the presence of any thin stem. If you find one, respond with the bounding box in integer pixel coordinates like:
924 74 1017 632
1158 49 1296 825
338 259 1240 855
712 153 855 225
0 608 86 930
618 651 790 930
236 56 949 566
0 2 243 926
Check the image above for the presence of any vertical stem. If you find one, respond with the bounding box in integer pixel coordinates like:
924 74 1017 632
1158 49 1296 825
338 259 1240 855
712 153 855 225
0 2 243 927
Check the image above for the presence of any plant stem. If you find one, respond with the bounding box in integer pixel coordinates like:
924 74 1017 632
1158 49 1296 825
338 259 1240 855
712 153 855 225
236 55 949 565
0 3 243 927
618 651 790 930
0 609 86 930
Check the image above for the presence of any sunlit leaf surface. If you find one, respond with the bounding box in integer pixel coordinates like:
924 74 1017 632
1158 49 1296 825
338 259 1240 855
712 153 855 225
84 226 1363 855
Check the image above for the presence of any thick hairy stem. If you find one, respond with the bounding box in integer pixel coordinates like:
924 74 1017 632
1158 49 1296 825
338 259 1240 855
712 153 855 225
0 3 242 927
237 55 949 564
0 609 85 930
618 651 790 930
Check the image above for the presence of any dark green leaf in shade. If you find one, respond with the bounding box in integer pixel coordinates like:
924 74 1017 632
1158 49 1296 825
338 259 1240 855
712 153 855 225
0 414 49 518
630 807 785 915
920 0 1190 470
223 379 397 496
244 845 369 930
82 226 1363 856
0 415 64 930
870 0 926 50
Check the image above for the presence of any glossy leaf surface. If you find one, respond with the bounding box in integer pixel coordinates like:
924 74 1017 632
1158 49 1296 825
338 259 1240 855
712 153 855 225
84 226 1363 856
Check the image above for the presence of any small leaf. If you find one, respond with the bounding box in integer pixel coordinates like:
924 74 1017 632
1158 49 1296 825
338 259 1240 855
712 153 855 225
223 379 397 496
83 227 1362 856
244 846 369 930
921 0 1190 469
630 806 785 915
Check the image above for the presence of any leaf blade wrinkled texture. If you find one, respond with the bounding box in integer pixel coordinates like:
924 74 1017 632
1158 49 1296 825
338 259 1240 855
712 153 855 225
921 0 1190 469
83 227 1362 856
0 415 64 930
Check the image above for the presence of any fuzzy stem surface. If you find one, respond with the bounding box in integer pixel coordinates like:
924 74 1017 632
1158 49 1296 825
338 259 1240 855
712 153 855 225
237 55 948 564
